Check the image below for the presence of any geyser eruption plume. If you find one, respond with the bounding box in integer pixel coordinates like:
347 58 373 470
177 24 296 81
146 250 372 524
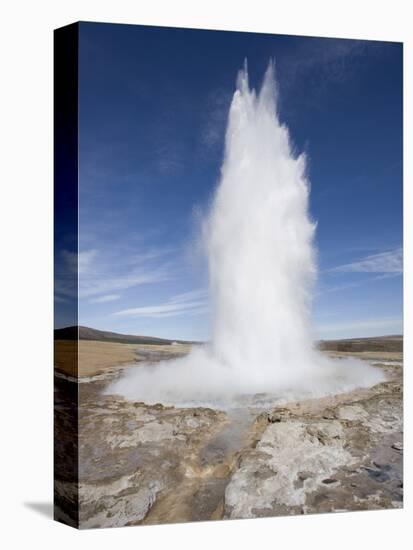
107 61 384 407
208 61 316 384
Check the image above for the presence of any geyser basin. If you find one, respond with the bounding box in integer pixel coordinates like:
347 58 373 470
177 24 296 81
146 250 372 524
106 350 385 409
106 61 384 408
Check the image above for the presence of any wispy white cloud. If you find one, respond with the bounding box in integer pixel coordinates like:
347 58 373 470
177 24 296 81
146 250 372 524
54 294 69 303
281 39 388 115
56 246 175 301
169 288 208 303
60 250 77 274
329 247 403 274
80 265 170 299
78 249 98 274
60 249 98 275
90 294 121 304
320 272 401 296
112 288 208 319
320 280 366 295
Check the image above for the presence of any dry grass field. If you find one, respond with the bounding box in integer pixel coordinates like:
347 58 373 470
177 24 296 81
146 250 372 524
54 339 191 378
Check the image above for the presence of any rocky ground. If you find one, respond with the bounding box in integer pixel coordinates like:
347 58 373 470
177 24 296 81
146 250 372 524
54 341 403 528
224 363 403 518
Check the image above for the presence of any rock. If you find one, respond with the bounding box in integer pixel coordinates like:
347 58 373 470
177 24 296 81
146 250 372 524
224 366 403 519
77 394 227 528
224 419 352 518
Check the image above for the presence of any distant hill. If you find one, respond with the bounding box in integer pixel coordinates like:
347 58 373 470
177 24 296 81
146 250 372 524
319 335 403 353
54 325 194 346
55 326 403 353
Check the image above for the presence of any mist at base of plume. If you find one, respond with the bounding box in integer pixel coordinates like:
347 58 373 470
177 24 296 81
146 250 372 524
105 347 384 409
106 61 385 407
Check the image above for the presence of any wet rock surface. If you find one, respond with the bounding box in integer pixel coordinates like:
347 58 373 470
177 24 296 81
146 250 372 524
78 388 227 528
224 365 403 519
54 350 403 528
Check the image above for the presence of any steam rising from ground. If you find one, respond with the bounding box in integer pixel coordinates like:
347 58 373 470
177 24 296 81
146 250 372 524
107 62 384 408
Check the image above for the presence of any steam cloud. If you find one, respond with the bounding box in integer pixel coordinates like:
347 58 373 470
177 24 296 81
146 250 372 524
106 62 384 408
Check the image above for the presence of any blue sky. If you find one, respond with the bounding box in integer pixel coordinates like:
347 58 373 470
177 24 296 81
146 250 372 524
63 22 403 340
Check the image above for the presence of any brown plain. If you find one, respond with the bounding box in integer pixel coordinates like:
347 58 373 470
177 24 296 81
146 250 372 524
54 340 141 378
55 339 191 378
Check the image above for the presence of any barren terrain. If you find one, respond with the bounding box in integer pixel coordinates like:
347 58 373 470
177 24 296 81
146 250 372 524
54 335 403 528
